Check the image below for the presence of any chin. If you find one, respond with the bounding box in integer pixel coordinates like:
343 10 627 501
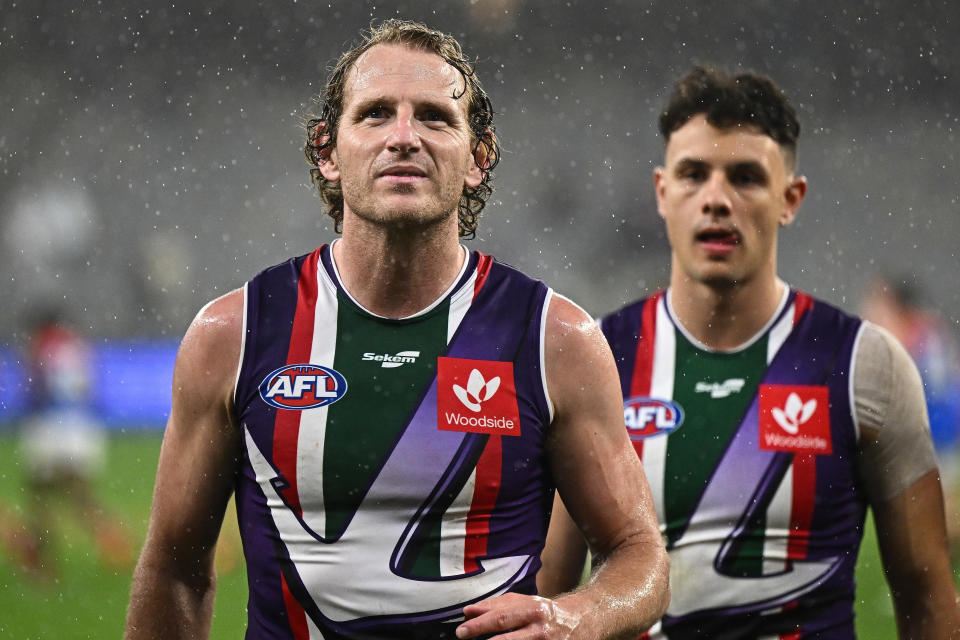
355 205 454 231
694 269 742 290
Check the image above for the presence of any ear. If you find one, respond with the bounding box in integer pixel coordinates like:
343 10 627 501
653 166 667 219
465 129 496 189
779 175 807 227
312 122 340 182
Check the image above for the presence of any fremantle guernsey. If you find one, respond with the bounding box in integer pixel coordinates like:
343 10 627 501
232 245 555 640
601 288 865 639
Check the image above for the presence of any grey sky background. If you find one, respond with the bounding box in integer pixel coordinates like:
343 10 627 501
2 1 958 342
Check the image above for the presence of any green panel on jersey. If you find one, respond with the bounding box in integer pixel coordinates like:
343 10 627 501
325 292 449 576
664 333 769 579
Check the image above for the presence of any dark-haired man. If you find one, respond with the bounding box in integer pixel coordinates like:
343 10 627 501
539 67 960 638
124 20 668 640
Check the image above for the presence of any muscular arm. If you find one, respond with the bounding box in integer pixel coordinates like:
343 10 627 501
855 323 960 638
124 289 244 640
458 294 669 639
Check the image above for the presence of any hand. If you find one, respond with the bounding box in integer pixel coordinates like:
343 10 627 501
456 592 585 639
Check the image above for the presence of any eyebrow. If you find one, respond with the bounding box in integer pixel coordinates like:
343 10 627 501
347 95 464 121
674 157 769 175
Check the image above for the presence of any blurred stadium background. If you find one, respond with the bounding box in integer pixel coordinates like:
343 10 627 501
1 1 958 637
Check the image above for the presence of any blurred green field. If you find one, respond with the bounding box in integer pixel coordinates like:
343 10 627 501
0 433 947 638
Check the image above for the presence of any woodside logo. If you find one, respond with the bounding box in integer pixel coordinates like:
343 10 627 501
436 357 522 436
758 384 831 454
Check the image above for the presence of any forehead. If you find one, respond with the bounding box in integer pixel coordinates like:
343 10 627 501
344 43 464 108
665 114 785 171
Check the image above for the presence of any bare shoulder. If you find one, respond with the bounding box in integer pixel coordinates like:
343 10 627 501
175 288 245 404
544 293 608 364
544 293 621 425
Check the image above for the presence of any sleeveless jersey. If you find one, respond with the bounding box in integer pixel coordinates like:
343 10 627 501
233 245 555 640
601 289 865 639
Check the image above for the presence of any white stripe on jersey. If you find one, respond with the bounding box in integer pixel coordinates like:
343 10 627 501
441 279 477 576
295 259 340 536
762 300 799 573
643 295 676 528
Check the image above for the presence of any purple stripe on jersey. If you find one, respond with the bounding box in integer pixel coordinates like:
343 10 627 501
234 250 313 640
476 262 552 581
600 299 646 400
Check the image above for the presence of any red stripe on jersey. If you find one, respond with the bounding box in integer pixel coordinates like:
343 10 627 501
281 571 310 640
779 629 802 640
784 292 816 563
792 291 814 326
473 252 494 300
272 247 323 518
464 434 503 572
787 452 817 560
628 291 663 459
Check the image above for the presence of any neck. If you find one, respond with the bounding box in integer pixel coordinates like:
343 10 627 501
668 271 785 351
333 213 464 319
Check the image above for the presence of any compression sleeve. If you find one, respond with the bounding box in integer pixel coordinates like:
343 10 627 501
853 321 940 503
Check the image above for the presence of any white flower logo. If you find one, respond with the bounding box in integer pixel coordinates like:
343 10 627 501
453 369 501 413
771 392 818 435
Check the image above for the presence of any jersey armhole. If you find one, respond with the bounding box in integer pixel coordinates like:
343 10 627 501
540 288 556 425
232 282 249 407
847 322 866 443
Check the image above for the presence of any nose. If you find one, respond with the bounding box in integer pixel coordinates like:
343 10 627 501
385 106 421 154
701 170 732 217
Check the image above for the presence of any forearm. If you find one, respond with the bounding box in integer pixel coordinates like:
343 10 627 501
124 552 217 640
556 534 670 639
891 575 960 639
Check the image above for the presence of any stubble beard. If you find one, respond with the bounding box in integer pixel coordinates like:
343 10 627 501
343 180 462 234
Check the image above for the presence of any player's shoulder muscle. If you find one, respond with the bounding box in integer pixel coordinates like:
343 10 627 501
544 293 621 422
173 288 245 409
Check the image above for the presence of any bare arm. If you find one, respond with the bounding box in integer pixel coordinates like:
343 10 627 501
458 294 669 639
855 323 960 639
537 492 589 598
124 289 244 640
873 471 960 639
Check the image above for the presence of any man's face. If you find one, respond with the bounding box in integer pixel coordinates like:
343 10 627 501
654 114 805 289
319 44 484 231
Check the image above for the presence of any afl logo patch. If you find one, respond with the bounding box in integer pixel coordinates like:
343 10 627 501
259 364 348 410
623 397 684 440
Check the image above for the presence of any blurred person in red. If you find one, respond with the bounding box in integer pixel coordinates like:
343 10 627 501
862 272 960 553
2 307 132 579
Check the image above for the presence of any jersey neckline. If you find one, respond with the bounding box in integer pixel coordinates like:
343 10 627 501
318 241 479 323
663 282 793 354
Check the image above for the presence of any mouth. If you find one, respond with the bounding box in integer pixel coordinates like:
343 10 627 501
695 228 740 254
378 166 427 181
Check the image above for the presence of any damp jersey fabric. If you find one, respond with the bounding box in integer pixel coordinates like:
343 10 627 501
232 245 556 640
601 288 866 639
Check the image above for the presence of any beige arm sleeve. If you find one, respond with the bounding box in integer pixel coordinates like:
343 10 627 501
854 321 939 503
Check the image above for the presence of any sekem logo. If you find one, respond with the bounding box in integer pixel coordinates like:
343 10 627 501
437 357 521 436
694 378 746 399
362 350 420 368
623 397 684 440
759 384 831 454
259 363 348 410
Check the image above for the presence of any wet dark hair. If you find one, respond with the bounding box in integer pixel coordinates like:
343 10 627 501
659 66 801 170
304 19 499 239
